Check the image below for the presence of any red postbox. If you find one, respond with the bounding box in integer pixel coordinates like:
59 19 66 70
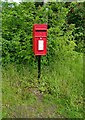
33 24 47 55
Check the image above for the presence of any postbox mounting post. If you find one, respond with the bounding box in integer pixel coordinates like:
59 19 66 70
38 55 41 79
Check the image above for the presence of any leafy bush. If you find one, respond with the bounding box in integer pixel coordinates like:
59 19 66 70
67 2 85 52
2 2 77 66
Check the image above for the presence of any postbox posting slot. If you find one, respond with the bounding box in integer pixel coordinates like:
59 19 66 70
36 30 46 32
35 30 47 37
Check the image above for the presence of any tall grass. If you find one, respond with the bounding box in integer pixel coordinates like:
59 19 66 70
2 52 83 118
41 52 83 118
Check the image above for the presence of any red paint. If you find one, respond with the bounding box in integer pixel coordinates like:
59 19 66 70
33 24 47 55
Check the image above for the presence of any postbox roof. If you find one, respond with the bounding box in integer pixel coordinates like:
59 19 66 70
33 24 47 30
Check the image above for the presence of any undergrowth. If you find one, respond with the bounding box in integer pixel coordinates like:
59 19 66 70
2 52 83 118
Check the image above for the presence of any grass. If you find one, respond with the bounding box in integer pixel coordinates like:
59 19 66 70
2 52 83 118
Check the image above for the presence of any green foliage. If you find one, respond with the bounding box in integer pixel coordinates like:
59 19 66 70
67 2 85 52
2 2 83 118
2 53 83 118
39 52 83 118
2 2 35 64
2 2 77 65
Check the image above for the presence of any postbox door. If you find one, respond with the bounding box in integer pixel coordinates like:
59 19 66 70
34 37 47 55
